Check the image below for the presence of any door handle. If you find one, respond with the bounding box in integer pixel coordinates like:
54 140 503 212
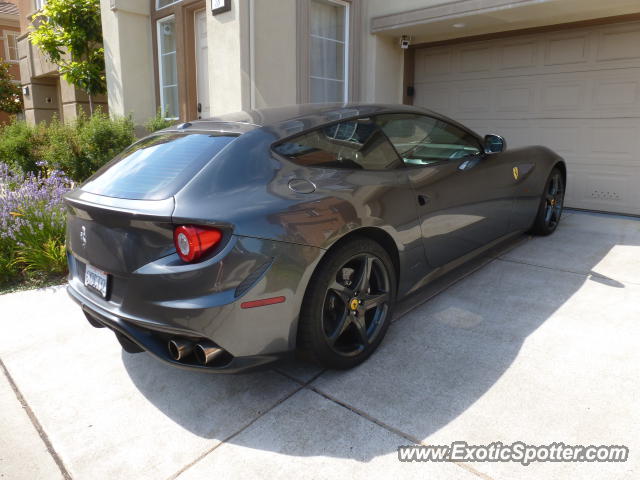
197 102 202 113
417 194 429 206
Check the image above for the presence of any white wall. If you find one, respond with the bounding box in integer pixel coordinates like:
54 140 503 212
358 1 405 104
252 0 297 108
100 0 156 124
366 0 449 17
207 0 252 115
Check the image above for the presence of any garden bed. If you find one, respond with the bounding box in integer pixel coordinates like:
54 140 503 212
0 110 170 293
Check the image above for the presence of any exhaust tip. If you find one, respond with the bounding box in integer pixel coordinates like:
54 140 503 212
168 339 194 361
194 341 225 366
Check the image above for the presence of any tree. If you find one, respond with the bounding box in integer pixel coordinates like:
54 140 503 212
0 61 22 114
29 0 105 114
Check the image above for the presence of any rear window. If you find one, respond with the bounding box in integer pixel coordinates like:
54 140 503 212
82 133 237 200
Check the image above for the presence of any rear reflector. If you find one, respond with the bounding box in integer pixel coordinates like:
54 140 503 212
241 296 286 309
173 225 222 262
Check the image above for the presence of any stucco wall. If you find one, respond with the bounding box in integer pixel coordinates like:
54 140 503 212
207 0 251 115
358 1 405 104
252 0 297 108
366 0 448 18
100 0 155 124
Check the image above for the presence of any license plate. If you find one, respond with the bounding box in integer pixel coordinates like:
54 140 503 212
84 264 108 298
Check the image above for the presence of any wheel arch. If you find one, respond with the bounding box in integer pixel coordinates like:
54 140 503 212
554 160 567 186
327 227 401 285
294 226 400 360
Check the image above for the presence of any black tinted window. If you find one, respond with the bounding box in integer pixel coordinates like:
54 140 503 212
82 133 237 200
273 117 401 171
375 114 481 166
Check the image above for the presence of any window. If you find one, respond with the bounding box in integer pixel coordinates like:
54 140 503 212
274 118 402 171
157 16 179 120
157 0 181 9
309 0 349 103
83 133 238 200
375 114 482 166
4 32 18 62
35 0 46 10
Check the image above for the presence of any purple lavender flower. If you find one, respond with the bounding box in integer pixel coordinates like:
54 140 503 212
1 162 73 257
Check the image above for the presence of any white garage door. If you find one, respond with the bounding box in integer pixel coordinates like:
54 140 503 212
413 20 640 215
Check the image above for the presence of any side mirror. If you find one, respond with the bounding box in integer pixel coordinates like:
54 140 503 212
484 134 506 153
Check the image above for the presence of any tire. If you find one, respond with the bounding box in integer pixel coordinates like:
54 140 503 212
297 236 397 370
530 167 565 236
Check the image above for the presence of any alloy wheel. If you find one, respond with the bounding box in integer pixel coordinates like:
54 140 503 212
544 172 564 229
321 253 391 357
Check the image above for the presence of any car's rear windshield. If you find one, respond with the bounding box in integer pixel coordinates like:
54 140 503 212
81 133 238 200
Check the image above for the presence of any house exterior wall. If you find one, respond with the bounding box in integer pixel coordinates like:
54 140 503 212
0 4 20 124
101 0 640 124
101 0 155 125
207 0 251 114
251 0 297 108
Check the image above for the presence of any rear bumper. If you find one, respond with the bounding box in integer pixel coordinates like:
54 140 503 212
67 234 325 373
68 285 289 373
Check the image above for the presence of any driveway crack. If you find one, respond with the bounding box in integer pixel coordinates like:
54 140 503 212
0 358 72 480
166 369 326 480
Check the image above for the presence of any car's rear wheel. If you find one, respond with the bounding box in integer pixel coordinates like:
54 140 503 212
298 237 396 369
530 167 565 236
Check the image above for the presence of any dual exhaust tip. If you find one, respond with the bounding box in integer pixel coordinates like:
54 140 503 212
168 339 225 366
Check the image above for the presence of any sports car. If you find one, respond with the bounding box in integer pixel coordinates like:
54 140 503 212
65 104 566 372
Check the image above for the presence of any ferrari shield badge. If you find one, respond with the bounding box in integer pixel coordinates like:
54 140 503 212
512 166 519 180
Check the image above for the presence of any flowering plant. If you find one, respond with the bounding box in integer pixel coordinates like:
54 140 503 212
0 162 73 284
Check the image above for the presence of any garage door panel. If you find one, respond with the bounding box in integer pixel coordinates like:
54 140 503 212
596 25 640 62
590 125 638 159
413 21 640 215
592 74 640 111
541 80 587 112
459 46 493 73
498 40 538 70
415 23 640 84
413 83 451 112
415 48 452 77
567 167 639 215
496 84 535 113
456 85 492 113
544 34 590 66
538 125 582 156
418 70 640 121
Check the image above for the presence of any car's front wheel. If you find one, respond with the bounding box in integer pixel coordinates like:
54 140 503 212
530 167 565 236
298 237 396 369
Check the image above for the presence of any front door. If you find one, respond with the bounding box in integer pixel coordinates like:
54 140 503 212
375 114 513 268
194 10 210 119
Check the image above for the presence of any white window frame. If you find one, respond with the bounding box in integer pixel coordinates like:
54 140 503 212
4 31 18 63
156 0 181 11
309 0 350 103
156 15 179 120
35 0 47 10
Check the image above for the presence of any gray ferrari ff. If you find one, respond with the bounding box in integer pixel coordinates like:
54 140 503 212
65 104 566 373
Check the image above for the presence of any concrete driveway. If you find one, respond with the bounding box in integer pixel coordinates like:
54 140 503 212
1 210 638 480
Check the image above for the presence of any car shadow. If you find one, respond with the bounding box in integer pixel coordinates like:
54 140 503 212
121 211 639 460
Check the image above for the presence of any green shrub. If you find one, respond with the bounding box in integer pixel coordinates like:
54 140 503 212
145 108 175 133
0 110 135 182
39 117 82 180
0 120 44 173
76 108 135 179
0 243 19 285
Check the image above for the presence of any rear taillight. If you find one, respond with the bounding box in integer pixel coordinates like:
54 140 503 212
173 225 222 263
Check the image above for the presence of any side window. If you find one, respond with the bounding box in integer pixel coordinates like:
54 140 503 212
273 117 402 171
375 114 482 166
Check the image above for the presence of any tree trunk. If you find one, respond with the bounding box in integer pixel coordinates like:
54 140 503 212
88 94 94 115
